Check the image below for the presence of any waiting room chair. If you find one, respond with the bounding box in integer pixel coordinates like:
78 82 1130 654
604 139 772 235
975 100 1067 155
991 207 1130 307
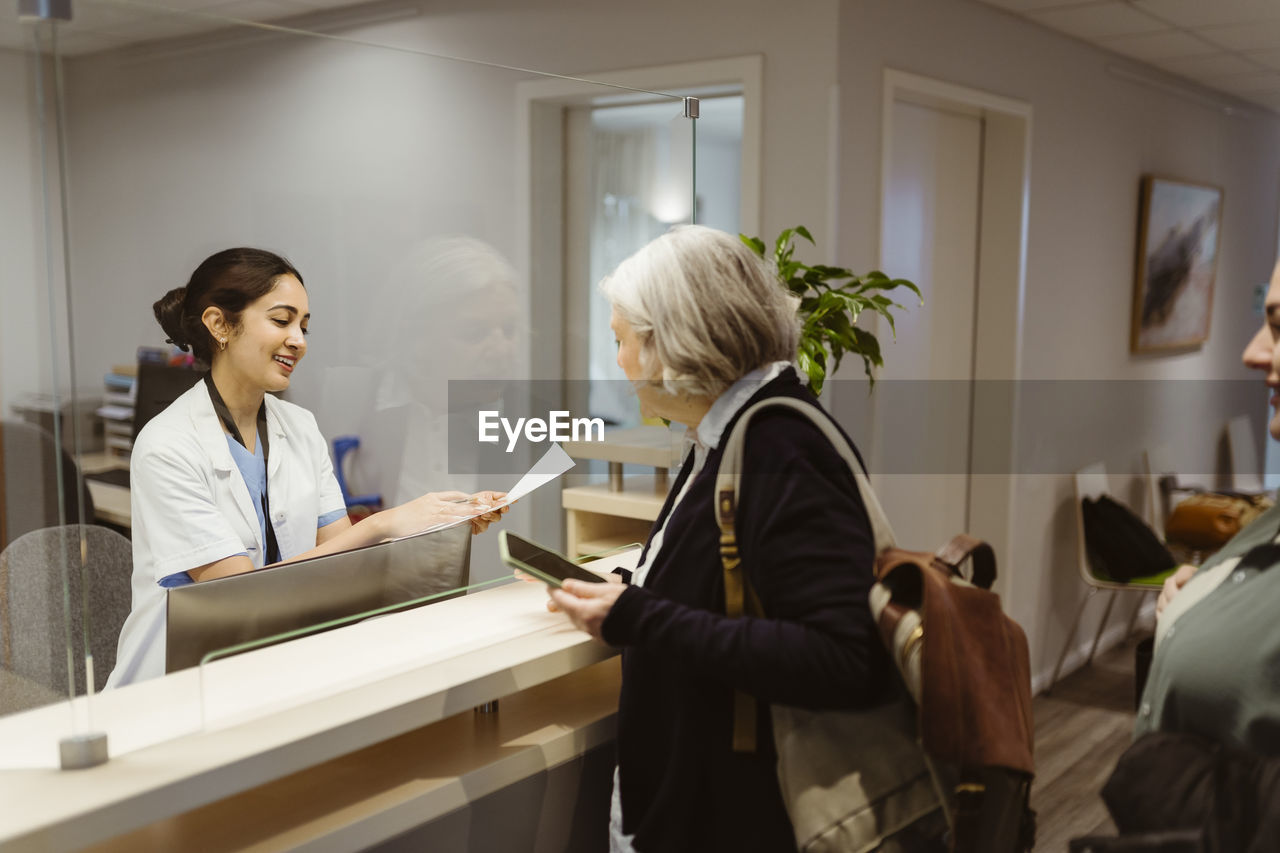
1047 463 1177 693
1 419 94 551
1226 414 1264 494
0 524 132 715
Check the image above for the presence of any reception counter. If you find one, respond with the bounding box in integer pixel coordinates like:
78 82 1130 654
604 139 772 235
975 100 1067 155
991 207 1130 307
0 549 638 852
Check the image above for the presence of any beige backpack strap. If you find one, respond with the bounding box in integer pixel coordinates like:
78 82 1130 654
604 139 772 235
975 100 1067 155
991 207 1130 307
716 396 895 752
717 397 896 553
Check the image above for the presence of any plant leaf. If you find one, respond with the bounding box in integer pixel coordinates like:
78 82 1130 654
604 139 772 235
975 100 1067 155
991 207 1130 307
808 264 855 280
740 234 766 256
890 278 924 303
855 276 923 303
850 327 883 368
870 303 897 338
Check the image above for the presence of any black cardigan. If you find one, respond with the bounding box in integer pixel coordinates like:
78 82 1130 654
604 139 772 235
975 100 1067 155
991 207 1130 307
600 371 896 852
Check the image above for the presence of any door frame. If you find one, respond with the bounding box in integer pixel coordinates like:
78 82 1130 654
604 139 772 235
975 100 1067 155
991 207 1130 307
513 56 763 546
876 69 1032 602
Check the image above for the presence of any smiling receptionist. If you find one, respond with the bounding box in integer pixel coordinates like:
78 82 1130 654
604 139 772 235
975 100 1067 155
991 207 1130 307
106 248 506 688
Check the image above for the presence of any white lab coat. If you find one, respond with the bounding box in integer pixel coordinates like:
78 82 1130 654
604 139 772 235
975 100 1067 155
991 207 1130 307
106 383 346 688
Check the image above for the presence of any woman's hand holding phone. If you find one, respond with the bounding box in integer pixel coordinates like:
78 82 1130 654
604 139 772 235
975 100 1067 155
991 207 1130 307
549 580 626 641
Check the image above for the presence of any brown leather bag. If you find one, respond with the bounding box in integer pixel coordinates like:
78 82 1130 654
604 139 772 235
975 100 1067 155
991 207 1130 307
872 535 1036 852
873 537 1034 773
1164 492 1272 551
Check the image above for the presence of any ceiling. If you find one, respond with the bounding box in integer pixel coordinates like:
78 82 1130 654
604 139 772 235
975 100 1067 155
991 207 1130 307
3 0 1280 119
975 0 1280 115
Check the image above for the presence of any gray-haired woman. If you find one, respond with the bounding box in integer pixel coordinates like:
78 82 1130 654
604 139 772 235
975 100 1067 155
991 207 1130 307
550 226 924 851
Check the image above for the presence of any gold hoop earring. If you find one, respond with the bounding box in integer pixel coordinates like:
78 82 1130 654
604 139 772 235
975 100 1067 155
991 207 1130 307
218 338 227 351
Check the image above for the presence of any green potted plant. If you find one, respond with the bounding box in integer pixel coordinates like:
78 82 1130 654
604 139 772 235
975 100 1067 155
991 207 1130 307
741 226 921 395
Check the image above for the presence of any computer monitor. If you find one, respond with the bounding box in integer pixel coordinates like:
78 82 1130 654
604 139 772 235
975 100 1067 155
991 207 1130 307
165 522 473 672
133 363 203 441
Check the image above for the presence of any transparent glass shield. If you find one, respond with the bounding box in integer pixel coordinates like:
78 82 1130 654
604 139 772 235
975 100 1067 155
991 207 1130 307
1 15 102 741
1 0 698 767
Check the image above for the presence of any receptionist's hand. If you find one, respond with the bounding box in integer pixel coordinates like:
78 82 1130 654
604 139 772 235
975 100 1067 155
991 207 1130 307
378 491 474 539
466 491 510 535
549 578 625 642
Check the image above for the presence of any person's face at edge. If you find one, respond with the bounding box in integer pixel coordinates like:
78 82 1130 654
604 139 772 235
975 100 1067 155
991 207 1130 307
1241 261 1280 440
611 307 672 423
221 274 310 394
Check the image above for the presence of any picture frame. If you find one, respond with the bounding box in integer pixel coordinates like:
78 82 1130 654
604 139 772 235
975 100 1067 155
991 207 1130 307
1131 175 1223 353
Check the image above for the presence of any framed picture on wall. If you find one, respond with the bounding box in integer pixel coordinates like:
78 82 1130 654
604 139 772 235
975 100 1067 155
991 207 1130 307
1131 175 1223 353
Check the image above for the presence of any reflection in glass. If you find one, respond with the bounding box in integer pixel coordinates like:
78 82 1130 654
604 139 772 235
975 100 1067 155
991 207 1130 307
347 236 522 507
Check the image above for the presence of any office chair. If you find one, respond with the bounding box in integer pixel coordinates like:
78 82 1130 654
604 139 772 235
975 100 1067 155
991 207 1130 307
0 419 94 551
0 524 132 715
1046 463 1178 693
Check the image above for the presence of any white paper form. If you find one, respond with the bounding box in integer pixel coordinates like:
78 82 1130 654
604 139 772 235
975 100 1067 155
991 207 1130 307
396 443 576 539
499 442 576 504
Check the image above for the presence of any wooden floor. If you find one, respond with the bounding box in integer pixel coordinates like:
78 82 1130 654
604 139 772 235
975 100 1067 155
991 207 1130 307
1030 635 1146 851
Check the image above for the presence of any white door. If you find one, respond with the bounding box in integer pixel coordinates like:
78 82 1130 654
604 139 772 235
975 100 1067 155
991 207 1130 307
873 99 983 546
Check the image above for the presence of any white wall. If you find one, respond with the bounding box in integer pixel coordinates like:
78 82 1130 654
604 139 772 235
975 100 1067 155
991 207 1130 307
835 0 1280 685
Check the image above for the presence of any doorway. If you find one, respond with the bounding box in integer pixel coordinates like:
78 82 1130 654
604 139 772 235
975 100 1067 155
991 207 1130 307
875 98 984 547
871 70 1031 601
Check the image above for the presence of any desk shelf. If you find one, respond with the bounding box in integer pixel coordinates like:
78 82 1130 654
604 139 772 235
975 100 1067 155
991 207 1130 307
562 477 666 559
560 426 677 559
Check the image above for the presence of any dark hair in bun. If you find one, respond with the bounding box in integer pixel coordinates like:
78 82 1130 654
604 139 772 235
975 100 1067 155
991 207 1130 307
155 248 304 366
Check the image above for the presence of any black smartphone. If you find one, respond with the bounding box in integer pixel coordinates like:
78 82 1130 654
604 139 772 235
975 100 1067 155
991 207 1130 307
499 530 609 588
